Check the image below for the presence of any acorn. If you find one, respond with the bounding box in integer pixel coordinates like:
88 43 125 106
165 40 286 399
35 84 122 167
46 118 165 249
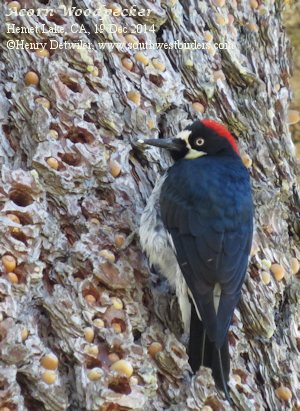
203 31 213 42
92 67 99 77
35 48 50 58
47 157 59 170
7 214 21 224
111 359 133 377
24 71 39 86
232 374 242 384
49 129 59 139
7 272 19 284
106 3 122 16
8 1 21 12
291 258 299 275
250 0 259 8
192 102 205 113
21 327 29 341
127 90 141 106
2 255 17 272
36 97 50 109
261 271 271 285
84 344 99 357
148 342 163 358
275 386 292 401
270 263 285 282
112 323 122 333
84 327 94 343
152 58 166 72
93 318 105 328
207 44 216 56
147 118 156 130
134 52 149 65
213 0 225 6
274 83 281 92
215 13 227 26
242 154 252 168
125 34 139 46
121 58 133 71
42 370 57 385
99 249 115 263
114 233 125 248
41 353 59 370
111 297 123 310
247 22 259 32
87 368 102 381
85 294 97 304
109 159 121 178
108 353 120 363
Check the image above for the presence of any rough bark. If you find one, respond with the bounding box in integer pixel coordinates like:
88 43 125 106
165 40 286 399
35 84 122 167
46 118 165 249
0 1 299 410
283 1 300 160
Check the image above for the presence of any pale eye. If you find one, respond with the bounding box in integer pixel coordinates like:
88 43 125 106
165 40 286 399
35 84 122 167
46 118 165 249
195 138 204 146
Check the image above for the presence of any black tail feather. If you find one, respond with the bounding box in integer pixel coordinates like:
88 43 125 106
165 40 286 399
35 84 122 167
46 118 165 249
188 303 232 403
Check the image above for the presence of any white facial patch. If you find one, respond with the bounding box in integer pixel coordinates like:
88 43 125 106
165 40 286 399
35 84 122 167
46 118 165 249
177 130 192 149
185 150 206 160
177 130 207 160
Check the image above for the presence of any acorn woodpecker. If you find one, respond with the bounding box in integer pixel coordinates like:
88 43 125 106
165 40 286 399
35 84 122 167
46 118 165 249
139 119 253 402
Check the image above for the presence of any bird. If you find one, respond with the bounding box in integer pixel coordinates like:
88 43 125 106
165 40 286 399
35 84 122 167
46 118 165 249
139 119 253 402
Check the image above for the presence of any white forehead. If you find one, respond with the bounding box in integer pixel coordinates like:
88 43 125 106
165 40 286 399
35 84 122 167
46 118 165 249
177 130 192 147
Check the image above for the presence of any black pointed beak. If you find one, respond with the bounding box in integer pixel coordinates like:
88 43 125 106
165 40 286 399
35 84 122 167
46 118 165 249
139 138 183 152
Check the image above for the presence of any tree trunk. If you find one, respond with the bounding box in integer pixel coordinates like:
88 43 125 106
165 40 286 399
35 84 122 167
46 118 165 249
0 1 299 410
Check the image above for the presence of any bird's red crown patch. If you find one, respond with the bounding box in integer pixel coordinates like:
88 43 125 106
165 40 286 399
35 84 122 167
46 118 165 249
202 119 239 154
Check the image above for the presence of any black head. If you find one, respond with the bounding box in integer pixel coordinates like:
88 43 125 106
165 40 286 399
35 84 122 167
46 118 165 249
141 119 239 161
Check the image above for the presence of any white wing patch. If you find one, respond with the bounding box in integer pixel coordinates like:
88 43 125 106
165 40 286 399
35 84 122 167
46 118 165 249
213 282 221 314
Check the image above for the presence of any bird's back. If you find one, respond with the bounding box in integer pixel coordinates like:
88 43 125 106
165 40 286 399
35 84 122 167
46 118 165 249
160 155 253 347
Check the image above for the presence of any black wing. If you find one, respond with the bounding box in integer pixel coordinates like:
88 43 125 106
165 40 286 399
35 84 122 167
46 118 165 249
160 157 253 348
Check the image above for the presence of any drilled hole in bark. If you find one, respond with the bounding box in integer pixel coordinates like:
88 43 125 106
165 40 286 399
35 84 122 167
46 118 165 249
149 74 164 87
101 262 119 280
0 326 8 342
9 265 26 284
233 368 248 384
111 318 126 333
0 404 17 411
102 403 129 411
133 329 141 342
61 224 80 245
47 13 65 25
9 189 34 207
58 152 82 166
10 230 28 245
108 376 131 395
171 345 184 358
6 212 32 225
66 127 95 144
73 269 87 280
204 397 222 410
83 286 100 301
85 356 102 369
59 75 82 92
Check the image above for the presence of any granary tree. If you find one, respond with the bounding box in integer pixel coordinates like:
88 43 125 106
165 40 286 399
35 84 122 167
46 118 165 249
0 0 299 410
